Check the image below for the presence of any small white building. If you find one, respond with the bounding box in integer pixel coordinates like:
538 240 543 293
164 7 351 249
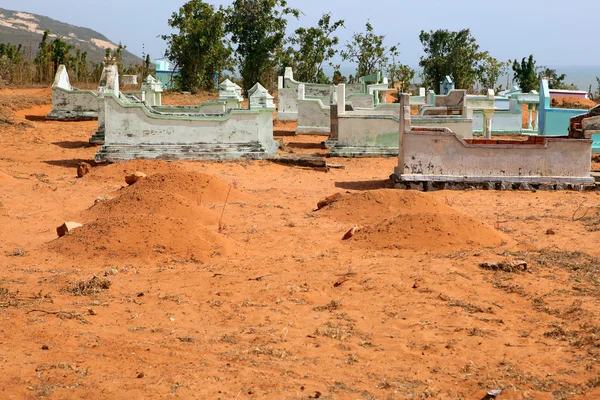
155 58 180 90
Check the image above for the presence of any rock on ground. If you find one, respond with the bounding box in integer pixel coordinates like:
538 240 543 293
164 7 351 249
56 222 83 238
77 162 92 178
125 172 147 185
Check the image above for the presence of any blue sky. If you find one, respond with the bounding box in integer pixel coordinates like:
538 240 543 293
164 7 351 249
2 0 599 69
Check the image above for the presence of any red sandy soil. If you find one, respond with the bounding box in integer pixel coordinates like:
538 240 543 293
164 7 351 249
551 96 597 110
162 90 220 106
521 104 537 129
3 89 600 399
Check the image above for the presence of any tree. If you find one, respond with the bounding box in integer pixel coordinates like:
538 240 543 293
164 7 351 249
109 42 128 75
419 29 484 93
0 43 23 63
286 13 344 83
50 37 72 74
0 43 24 84
341 22 398 78
145 54 151 74
35 30 51 82
163 0 233 92
538 67 578 90
387 58 414 93
512 55 538 93
593 77 600 101
70 50 89 83
226 0 299 92
477 53 507 91
332 70 346 85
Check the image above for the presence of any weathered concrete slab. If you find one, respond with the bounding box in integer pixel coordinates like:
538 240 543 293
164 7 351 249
95 92 278 163
89 65 120 145
392 93 595 188
47 65 99 121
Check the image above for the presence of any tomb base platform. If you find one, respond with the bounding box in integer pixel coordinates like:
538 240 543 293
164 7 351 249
95 143 276 163
46 110 98 121
89 130 105 145
391 173 596 192
322 139 337 148
276 111 298 122
295 126 330 135
328 145 397 158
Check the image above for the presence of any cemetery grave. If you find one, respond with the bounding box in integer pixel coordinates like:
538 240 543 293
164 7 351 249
2 67 600 399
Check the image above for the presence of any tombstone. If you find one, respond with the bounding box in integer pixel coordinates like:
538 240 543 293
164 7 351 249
482 109 494 139
284 67 294 81
121 75 138 85
427 90 436 105
54 65 72 91
249 83 275 109
98 65 120 96
297 84 306 101
219 79 244 109
90 65 120 145
337 84 346 116
47 65 100 121
440 76 455 95
141 75 163 106
419 88 426 97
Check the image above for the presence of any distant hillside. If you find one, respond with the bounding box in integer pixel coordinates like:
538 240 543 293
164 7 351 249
0 8 142 65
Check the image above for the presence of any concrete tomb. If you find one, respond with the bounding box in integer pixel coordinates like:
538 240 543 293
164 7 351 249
249 83 275 109
140 75 163 106
91 74 234 145
89 65 122 145
219 79 244 109
570 105 600 153
94 68 278 163
295 72 389 135
391 94 594 190
46 65 100 121
328 86 474 158
466 90 497 138
440 75 455 95
413 90 474 138
538 78 589 137
276 67 388 135
121 75 138 85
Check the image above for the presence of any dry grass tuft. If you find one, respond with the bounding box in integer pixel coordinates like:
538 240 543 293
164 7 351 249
316 322 356 341
442 295 494 314
479 260 527 273
312 300 341 312
66 276 112 296
544 322 600 348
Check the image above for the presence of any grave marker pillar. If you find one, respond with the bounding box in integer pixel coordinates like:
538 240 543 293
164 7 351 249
337 84 346 116
298 84 305 101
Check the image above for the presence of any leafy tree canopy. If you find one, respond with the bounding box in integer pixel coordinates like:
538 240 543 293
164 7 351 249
162 0 233 93
388 59 414 93
477 52 508 92
419 29 484 93
284 13 344 84
226 0 299 91
512 55 538 93
538 67 578 90
341 22 399 78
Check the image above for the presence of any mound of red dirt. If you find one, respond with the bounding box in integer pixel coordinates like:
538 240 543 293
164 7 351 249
47 168 247 261
84 161 249 204
0 171 15 183
129 171 249 204
83 160 192 182
48 214 232 262
550 96 596 110
319 190 507 251
320 190 444 224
